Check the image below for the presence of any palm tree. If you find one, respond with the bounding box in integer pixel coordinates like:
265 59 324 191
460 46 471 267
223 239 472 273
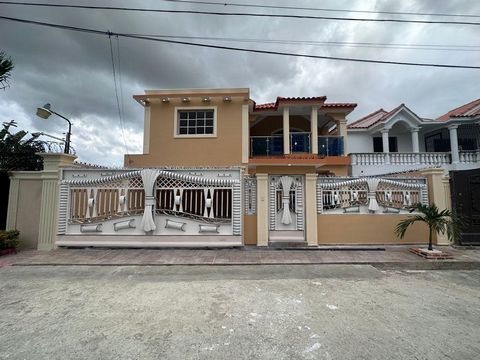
0 51 14 90
395 203 463 251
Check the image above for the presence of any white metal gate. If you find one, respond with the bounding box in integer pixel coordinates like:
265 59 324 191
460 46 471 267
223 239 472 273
269 175 304 231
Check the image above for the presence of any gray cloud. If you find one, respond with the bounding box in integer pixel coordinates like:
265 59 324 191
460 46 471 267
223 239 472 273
0 0 479 164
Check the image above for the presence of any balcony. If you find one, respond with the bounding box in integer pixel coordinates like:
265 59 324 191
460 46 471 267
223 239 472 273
249 134 348 166
350 150 480 176
318 136 344 156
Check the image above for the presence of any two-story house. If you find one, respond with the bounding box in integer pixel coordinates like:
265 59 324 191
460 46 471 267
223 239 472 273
348 99 480 176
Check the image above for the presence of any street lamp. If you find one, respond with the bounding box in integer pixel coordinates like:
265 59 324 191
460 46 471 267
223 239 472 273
36 103 72 154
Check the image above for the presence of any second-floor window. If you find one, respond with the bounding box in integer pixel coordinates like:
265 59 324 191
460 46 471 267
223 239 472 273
177 109 215 135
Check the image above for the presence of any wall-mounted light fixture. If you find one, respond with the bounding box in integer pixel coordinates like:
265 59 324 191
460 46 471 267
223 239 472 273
223 96 232 102
202 96 211 102
161 97 170 103
182 97 190 103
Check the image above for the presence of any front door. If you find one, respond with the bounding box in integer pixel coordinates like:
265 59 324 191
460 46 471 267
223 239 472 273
451 168 480 245
269 175 304 232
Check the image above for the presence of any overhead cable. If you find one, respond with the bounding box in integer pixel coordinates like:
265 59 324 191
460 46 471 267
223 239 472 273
0 1 479 26
1 15 479 70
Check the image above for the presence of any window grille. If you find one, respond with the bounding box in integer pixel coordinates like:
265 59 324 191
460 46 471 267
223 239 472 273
178 110 214 135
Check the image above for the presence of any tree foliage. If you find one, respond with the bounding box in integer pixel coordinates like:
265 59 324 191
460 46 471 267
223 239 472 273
0 51 14 90
0 121 44 171
395 203 465 250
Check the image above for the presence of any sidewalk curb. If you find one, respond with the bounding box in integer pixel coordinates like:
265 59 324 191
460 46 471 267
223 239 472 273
9 261 480 270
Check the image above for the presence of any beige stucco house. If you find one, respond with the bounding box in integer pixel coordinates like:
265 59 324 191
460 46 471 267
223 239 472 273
8 88 476 249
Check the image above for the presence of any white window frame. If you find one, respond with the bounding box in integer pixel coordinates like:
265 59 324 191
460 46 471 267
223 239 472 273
174 106 217 138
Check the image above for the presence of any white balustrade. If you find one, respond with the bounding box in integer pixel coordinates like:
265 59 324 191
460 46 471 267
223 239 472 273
351 152 452 166
459 150 480 163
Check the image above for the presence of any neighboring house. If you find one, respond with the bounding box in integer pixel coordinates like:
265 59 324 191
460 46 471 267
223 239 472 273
349 99 480 176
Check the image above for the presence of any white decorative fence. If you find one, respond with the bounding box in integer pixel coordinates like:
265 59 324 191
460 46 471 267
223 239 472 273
317 176 428 214
57 168 242 247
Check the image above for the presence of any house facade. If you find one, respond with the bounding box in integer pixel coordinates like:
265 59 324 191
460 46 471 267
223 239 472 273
7 88 478 249
348 100 480 176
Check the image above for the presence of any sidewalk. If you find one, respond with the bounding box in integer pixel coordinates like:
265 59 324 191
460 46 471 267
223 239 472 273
1 246 480 270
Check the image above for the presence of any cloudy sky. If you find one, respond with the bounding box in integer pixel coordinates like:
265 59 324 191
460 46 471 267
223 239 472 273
1 0 479 165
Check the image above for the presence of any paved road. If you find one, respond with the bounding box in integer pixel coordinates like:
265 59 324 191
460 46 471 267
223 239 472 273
1 265 479 359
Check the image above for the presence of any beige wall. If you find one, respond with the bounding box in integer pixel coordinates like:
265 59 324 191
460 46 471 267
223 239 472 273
126 97 247 167
248 165 348 177
243 215 257 245
11 179 42 250
317 214 429 245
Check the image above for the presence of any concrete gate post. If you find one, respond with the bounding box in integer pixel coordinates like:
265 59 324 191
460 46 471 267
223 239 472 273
421 168 452 245
305 173 318 246
256 173 269 247
37 153 76 250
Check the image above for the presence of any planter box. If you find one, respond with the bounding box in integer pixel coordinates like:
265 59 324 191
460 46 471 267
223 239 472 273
409 247 453 260
0 248 17 257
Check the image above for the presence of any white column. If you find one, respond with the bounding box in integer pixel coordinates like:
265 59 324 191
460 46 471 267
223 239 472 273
283 106 290 154
241 104 249 163
381 129 390 164
411 127 420 153
311 106 318 154
448 124 460 164
256 174 269 246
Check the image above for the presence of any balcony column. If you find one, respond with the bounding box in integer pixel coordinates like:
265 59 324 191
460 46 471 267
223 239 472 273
448 124 460 164
338 119 348 156
381 129 390 164
410 127 420 164
311 106 318 154
410 127 420 153
283 106 290 154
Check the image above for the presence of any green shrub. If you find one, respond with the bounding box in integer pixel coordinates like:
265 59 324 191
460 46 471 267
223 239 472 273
0 229 20 249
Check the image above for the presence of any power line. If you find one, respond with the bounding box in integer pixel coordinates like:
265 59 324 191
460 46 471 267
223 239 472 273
107 32 130 158
159 0 480 19
1 15 479 70
125 33 480 52
0 1 479 26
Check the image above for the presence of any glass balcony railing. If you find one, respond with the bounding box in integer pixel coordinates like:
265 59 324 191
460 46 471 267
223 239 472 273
250 136 283 156
318 136 344 156
290 132 311 153
250 134 344 157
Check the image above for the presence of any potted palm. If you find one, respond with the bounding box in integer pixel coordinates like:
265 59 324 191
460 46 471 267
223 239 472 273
395 203 463 258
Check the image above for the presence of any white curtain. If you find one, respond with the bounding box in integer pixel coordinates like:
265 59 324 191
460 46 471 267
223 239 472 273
139 169 160 232
279 176 294 225
366 178 380 213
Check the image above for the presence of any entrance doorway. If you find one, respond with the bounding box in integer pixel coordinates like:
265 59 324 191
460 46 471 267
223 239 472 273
450 168 480 245
268 175 305 243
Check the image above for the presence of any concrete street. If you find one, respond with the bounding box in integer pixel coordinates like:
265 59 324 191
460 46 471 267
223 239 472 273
1 265 479 359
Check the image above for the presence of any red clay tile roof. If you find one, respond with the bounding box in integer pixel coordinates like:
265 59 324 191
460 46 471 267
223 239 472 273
348 104 406 129
322 103 357 109
348 108 388 129
253 96 327 112
436 98 480 121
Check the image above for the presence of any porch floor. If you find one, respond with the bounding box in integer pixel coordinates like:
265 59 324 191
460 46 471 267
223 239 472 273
2 246 480 269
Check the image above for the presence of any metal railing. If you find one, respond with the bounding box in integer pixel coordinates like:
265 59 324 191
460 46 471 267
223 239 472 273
290 132 311 153
318 136 344 156
250 135 283 156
